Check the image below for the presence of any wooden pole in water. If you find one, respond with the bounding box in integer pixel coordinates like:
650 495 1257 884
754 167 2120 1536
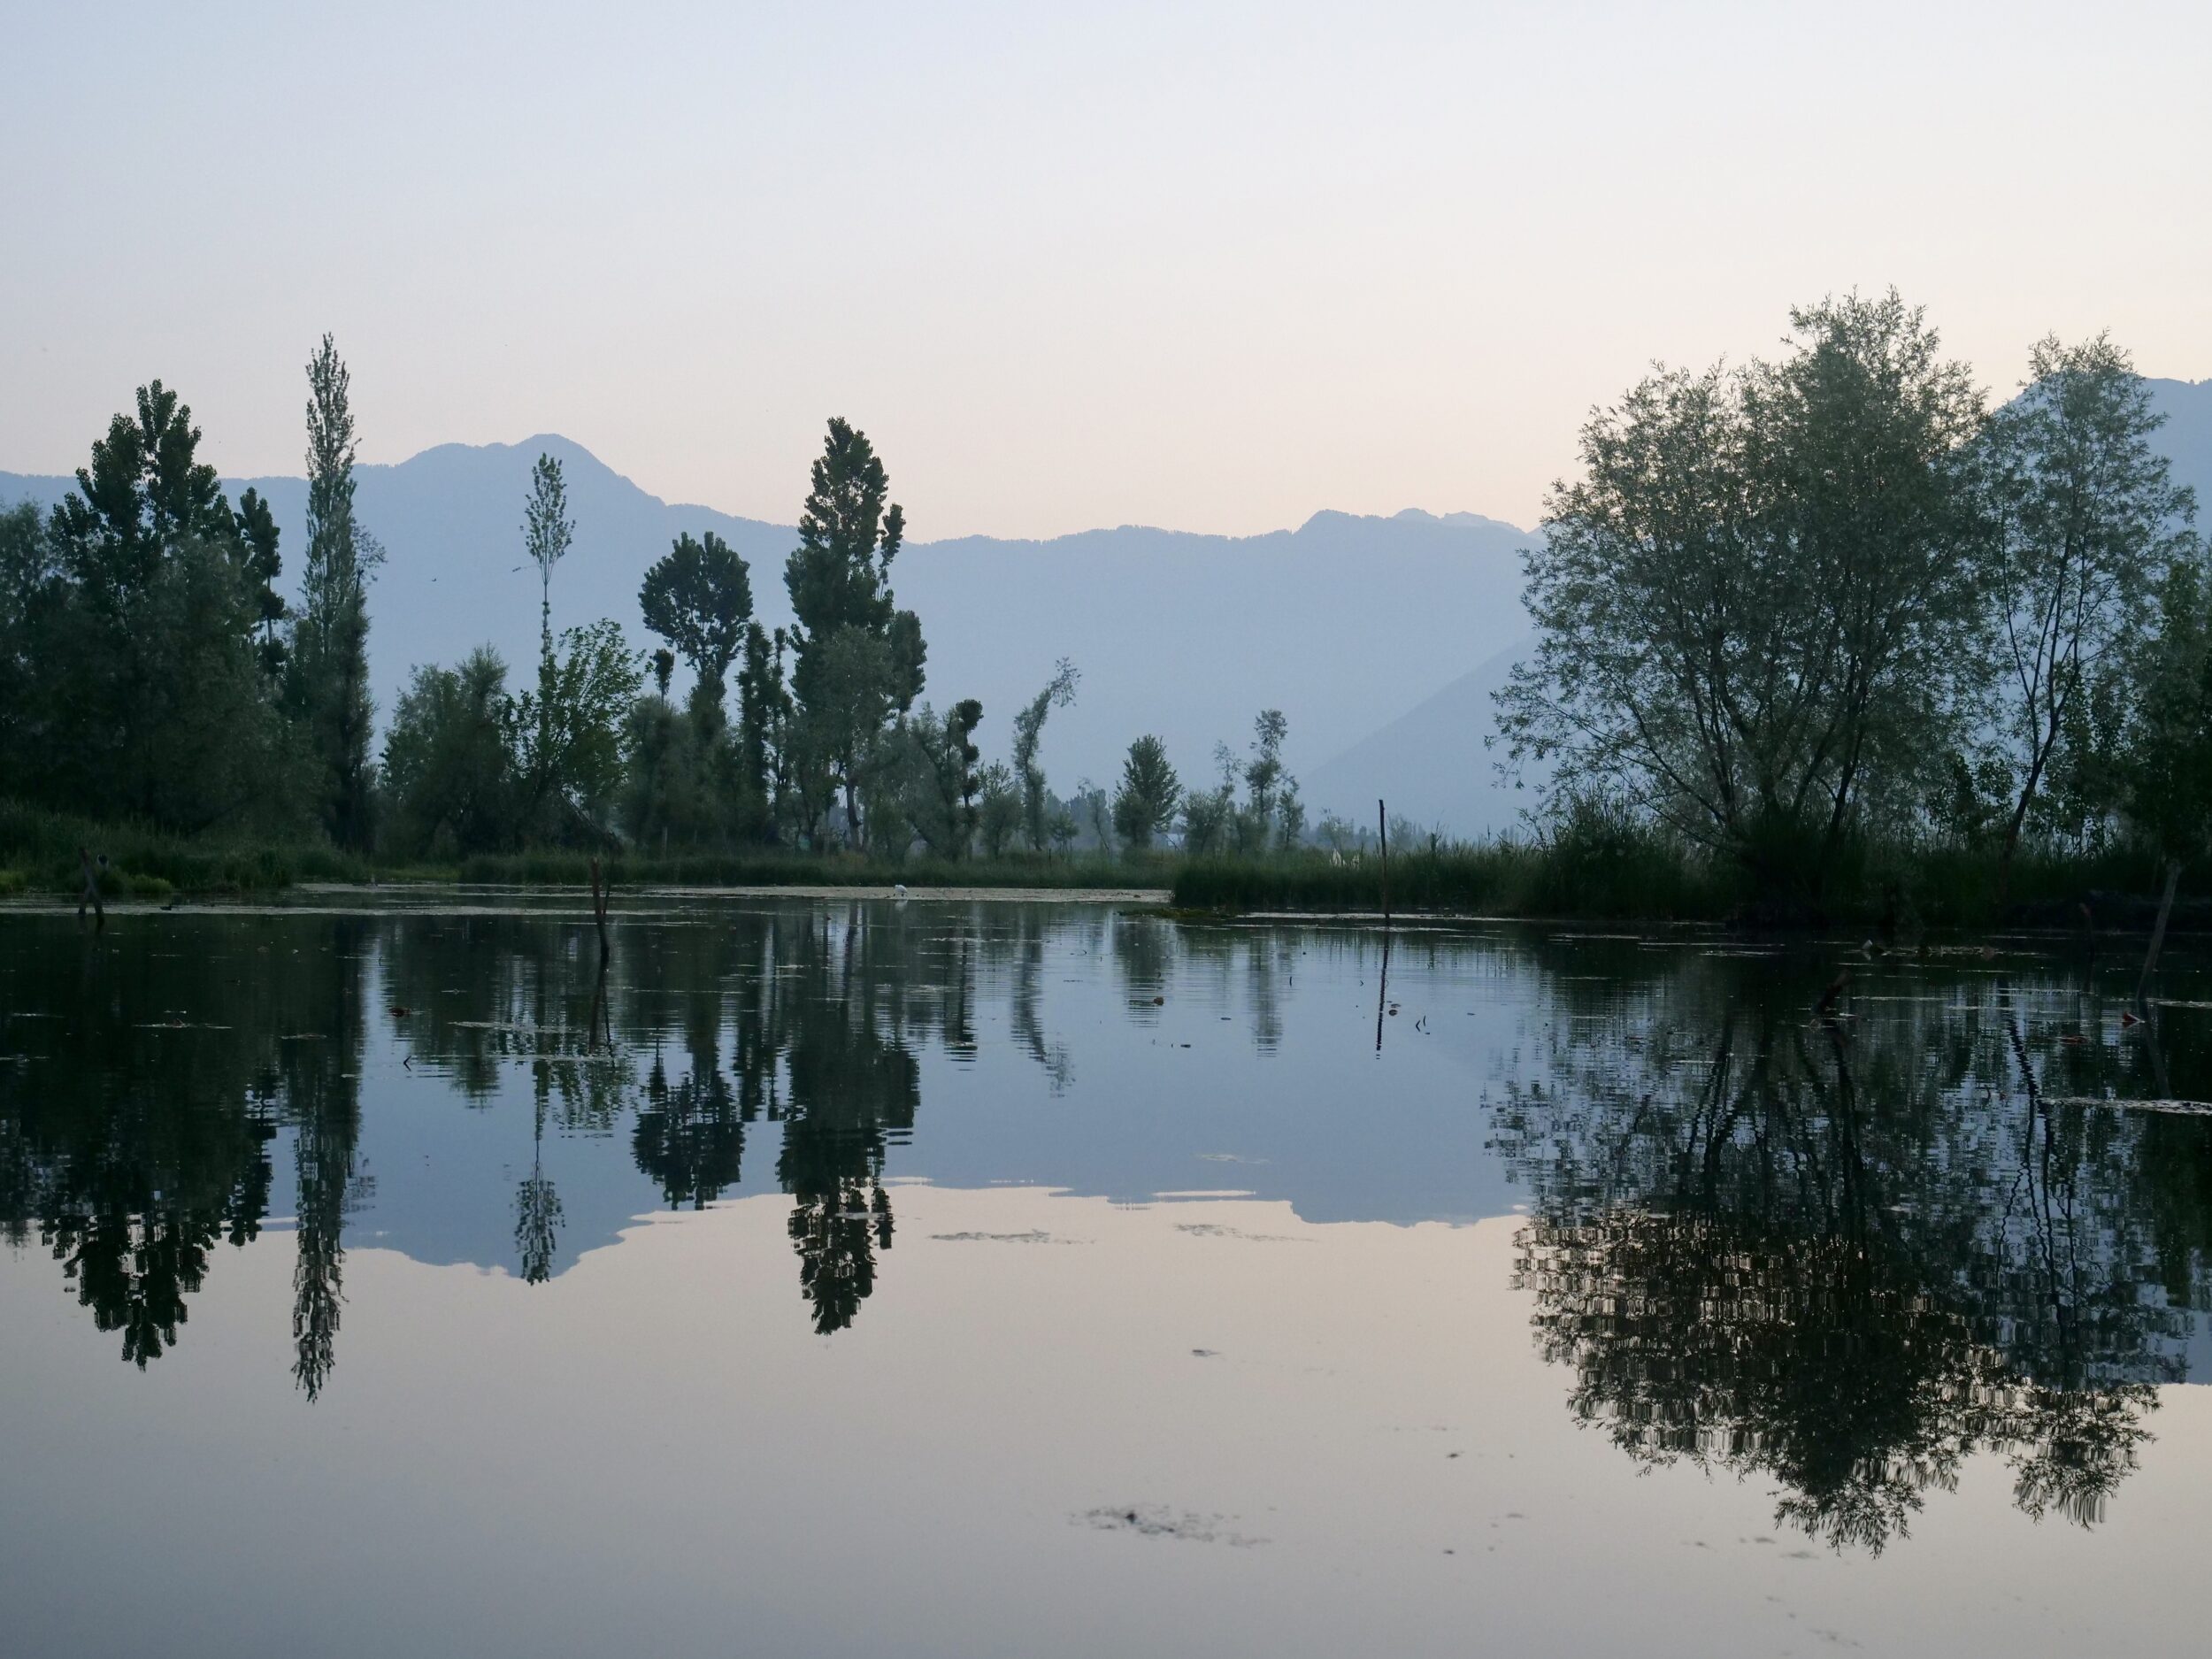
2138 859 2180 1008
1378 799 1390 926
589 856 611 964
77 846 104 927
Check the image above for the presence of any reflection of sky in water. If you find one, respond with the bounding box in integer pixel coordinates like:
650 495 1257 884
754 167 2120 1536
4 897 2212 1655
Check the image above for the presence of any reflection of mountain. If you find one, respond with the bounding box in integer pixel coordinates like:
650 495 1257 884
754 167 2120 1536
1492 947 2212 1552
4 902 2208 1413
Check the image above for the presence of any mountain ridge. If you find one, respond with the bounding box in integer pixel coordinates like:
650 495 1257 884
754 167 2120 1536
8 374 2207 835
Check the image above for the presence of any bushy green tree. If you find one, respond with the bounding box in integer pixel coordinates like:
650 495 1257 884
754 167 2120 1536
640 530 752 718
2120 556 2212 988
976 762 1023 858
783 419 926 846
41 381 298 832
379 648 516 857
1499 291 1986 897
1111 734 1179 849
1179 742 1240 856
510 619 642 841
883 699 985 858
630 530 759 846
0 502 52 788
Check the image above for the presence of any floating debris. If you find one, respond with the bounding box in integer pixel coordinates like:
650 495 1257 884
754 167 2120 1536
1077 1506 1265 1547
2043 1096 2212 1118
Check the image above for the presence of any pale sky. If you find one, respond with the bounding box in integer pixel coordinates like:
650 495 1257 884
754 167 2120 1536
4 0 2208 539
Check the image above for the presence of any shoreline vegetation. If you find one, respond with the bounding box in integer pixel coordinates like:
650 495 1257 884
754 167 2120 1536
4 297 2207 949
7 799 2204 938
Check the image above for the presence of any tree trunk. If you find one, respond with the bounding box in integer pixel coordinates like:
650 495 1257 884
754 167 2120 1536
2137 859 2181 1007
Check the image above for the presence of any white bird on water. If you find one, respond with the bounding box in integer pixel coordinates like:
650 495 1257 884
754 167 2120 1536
894 883 909 901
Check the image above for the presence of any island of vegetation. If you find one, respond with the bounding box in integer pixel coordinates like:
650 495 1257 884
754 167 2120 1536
2 292 2207 942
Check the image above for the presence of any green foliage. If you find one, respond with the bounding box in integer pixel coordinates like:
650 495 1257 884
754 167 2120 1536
1172 817 1732 920
287 334 381 850
510 618 643 841
879 699 987 859
1979 334 2194 867
640 530 753 695
1011 659 1079 851
380 648 517 858
523 452 572 651
783 419 926 845
0 799 366 893
976 761 1023 858
1112 734 1180 849
36 381 303 835
2121 557 2212 871
1500 290 1987 899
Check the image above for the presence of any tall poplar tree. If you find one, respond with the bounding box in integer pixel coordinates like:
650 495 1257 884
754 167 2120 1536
288 334 381 849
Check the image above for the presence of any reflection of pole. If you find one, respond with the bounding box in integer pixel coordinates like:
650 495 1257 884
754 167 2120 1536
2137 859 2179 1008
589 856 611 964
1375 928 1391 1054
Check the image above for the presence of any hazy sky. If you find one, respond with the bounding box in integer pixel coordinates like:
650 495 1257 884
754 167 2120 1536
4 1 2208 538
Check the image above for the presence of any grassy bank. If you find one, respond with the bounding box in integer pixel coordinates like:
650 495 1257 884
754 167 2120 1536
449 848 1170 891
1171 835 2191 932
6 795 2194 932
0 801 371 899
0 802 1171 899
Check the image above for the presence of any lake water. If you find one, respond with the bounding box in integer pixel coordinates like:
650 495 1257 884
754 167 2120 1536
4 893 2209 1657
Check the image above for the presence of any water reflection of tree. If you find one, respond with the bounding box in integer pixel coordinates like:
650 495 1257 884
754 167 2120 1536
1494 954 2210 1552
0 918 360 1379
284 917 368 1398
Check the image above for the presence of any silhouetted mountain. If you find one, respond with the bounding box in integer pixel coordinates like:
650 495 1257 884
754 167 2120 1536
7 378 2206 824
1305 637 1541 837
1306 377 2212 834
2148 378 2212 512
0 443 1533 788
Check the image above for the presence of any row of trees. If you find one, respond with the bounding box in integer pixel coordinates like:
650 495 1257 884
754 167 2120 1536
1500 293 2210 907
2 341 1302 864
0 347 379 843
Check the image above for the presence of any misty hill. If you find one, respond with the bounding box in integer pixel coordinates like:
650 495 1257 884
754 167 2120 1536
1301 376 2212 834
7 376 2206 837
1303 639 1542 838
1 439 1534 802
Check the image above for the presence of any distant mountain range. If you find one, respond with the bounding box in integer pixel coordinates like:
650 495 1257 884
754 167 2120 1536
0 439 1535 827
5 377 2207 836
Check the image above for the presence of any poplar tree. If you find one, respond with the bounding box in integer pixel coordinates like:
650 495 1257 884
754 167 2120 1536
289 334 381 849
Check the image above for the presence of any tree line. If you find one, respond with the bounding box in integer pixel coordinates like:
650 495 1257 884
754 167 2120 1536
1499 291 2211 919
0 339 1309 867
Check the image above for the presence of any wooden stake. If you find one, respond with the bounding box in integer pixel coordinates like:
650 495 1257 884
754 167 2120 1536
1378 799 1390 926
77 846 104 927
589 856 611 964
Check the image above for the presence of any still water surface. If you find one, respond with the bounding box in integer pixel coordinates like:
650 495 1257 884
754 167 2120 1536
4 894 2210 1656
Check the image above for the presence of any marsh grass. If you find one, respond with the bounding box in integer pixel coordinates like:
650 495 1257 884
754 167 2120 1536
0 801 370 895
1172 819 2192 931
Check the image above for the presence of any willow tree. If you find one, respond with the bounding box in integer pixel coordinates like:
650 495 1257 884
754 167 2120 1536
1978 334 2195 880
1498 291 1987 896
